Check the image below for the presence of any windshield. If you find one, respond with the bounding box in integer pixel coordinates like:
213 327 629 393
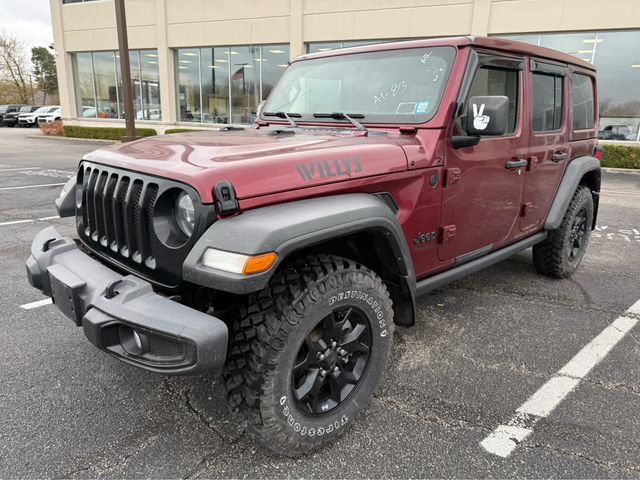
262 46 456 125
0 106 7 114
19 106 32 113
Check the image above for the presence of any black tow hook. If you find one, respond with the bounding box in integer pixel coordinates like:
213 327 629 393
104 279 123 299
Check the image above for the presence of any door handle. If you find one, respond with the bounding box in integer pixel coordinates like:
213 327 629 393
505 159 528 169
551 152 568 162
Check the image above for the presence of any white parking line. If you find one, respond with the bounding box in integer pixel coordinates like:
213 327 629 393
0 216 60 227
0 183 65 191
0 167 41 172
480 299 640 458
0 219 33 226
20 298 53 310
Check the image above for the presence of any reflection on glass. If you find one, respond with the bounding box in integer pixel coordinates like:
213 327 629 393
72 49 160 121
177 48 201 122
140 49 161 120
593 30 640 140
176 44 289 124
261 45 290 100
230 46 260 124
498 30 640 140
92 51 118 118
201 47 230 124
74 52 96 118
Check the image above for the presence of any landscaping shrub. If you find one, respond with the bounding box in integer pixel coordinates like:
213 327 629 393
601 144 640 169
63 125 157 141
39 120 64 136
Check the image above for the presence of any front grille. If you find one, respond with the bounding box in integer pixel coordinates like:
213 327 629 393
77 162 211 288
80 166 158 267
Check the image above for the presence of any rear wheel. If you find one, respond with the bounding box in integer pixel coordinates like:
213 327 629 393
533 185 593 278
223 254 394 456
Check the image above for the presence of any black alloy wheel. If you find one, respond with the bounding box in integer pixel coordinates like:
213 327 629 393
292 306 372 415
568 206 588 260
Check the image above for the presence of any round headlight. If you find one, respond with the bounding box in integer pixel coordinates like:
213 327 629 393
175 192 195 237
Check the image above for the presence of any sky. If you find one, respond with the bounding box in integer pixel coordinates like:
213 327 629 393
0 0 54 52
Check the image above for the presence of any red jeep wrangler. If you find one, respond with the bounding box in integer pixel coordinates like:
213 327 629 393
26 37 600 456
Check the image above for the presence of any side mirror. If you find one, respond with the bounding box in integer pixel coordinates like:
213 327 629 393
466 95 509 136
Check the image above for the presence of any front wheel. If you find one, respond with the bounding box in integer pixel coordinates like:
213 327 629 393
224 255 394 456
533 185 594 278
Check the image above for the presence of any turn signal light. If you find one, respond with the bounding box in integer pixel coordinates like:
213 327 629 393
242 252 278 275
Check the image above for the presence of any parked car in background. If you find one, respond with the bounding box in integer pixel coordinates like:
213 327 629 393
19 106 60 127
3 105 41 127
598 124 634 141
136 109 161 121
37 107 62 125
0 105 22 126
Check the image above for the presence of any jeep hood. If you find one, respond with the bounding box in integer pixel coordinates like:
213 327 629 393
84 129 410 203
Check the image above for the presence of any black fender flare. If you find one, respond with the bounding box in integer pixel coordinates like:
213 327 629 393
183 194 416 322
545 156 601 230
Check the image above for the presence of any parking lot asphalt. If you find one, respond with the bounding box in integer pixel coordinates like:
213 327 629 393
1 127 639 478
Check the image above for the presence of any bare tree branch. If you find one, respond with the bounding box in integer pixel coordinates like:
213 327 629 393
0 32 30 103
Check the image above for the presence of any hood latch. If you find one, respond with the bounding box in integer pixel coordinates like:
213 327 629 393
214 180 240 216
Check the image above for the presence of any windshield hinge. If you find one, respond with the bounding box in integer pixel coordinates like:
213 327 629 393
399 127 417 135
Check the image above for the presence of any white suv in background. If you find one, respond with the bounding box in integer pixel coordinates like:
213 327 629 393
36 107 62 125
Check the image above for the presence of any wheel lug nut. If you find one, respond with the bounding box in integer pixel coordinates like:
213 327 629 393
318 353 325 361
319 369 327 377
332 366 339 373
331 341 338 348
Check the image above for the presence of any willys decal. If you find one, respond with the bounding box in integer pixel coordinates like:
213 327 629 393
295 157 363 181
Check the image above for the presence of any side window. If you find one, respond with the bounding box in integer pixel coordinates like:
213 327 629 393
466 67 519 134
532 73 563 132
571 74 595 130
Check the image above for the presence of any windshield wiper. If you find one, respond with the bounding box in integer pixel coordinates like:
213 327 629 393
262 111 301 128
313 112 367 131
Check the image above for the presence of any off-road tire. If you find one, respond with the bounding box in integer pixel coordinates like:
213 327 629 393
533 185 593 278
223 254 394 456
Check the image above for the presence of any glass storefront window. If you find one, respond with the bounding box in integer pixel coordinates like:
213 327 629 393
201 47 230 124
73 52 96 118
261 45 289 99
498 31 640 142
230 46 260 124
177 48 201 122
176 44 289 125
72 49 160 121
91 51 118 119
140 50 161 120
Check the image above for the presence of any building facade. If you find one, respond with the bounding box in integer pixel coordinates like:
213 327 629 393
51 0 640 139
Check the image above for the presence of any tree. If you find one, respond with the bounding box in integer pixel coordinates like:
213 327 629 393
0 32 30 103
31 46 58 105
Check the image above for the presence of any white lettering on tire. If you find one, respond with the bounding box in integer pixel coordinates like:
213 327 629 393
279 395 349 437
329 289 388 337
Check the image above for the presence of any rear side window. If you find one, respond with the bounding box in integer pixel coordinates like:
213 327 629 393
571 74 595 130
466 67 519 134
532 73 563 132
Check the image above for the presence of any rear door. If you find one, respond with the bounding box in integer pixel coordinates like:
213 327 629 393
520 59 569 231
439 51 527 261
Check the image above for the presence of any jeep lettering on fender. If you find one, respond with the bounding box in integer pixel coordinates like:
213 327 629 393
26 37 600 457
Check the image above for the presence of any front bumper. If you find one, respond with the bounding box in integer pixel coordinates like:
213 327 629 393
26 226 228 375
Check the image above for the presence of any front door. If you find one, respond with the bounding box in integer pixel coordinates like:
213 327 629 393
439 53 527 261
